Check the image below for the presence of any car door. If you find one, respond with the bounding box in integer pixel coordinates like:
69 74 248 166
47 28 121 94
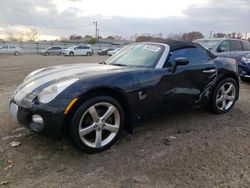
74 46 81 55
56 47 62 55
0 46 9 54
158 47 217 108
81 46 87 55
8 46 16 54
50 47 57 55
79 46 85 55
47 47 53 55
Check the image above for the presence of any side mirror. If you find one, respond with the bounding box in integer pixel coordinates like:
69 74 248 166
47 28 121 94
175 57 189 66
169 57 189 73
217 46 225 52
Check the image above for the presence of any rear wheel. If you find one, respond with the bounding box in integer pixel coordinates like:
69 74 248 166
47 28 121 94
14 51 20 56
210 78 238 114
69 52 74 56
45 52 49 56
70 96 124 153
87 52 91 56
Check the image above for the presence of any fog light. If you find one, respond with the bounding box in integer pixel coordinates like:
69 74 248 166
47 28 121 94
30 114 44 132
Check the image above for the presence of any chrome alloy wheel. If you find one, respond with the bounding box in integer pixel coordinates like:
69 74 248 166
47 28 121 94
216 82 236 111
78 102 120 148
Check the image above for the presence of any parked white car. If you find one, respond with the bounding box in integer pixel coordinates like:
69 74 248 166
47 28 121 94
107 48 120 56
62 45 93 56
0 45 21 55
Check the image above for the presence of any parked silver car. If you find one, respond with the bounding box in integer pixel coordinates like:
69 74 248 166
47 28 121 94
195 38 250 63
62 45 93 56
40 46 63 56
0 45 21 55
107 48 120 56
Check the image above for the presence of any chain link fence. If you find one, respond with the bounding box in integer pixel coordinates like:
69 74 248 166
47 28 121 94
0 41 128 54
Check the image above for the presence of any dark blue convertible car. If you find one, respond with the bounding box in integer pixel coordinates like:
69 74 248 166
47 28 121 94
9 40 239 153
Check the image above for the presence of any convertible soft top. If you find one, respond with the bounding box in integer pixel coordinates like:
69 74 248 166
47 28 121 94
147 39 198 51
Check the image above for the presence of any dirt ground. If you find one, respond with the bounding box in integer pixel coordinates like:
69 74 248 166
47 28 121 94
0 55 250 188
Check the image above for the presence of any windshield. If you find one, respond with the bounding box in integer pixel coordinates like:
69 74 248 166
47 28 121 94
196 40 220 50
106 43 165 68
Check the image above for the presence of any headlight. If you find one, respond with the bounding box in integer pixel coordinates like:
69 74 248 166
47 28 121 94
38 78 78 104
242 56 250 64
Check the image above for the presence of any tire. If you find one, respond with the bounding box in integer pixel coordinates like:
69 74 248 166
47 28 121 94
69 52 74 56
45 52 49 56
14 51 20 56
87 52 91 56
210 78 238 114
70 96 124 153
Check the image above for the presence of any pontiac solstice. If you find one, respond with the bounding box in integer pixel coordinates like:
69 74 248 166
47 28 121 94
9 40 239 153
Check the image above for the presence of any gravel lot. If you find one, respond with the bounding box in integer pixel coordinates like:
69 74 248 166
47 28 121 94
0 55 250 188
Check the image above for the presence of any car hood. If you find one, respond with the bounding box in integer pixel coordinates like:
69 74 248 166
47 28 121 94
13 63 135 101
26 63 129 81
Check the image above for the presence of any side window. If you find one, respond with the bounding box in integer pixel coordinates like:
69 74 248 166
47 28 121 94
217 40 230 52
230 40 242 51
242 41 250 51
0 46 8 49
9 46 16 49
166 48 209 67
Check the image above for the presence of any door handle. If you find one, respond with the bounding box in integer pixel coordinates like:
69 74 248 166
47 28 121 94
203 69 216 73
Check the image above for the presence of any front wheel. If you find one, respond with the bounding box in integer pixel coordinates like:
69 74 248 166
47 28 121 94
70 96 124 153
210 78 238 114
69 52 74 56
87 52 91 56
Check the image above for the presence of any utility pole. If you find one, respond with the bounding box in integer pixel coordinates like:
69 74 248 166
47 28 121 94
93 21 98 40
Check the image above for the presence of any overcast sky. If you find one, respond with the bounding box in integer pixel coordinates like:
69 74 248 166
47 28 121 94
0 0 249 40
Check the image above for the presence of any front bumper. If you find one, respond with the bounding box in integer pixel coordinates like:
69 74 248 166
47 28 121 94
239 62 250 78
9 98 70 137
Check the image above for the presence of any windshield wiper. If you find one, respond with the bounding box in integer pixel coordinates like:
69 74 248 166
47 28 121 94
98 61 107 64
111 63 127 67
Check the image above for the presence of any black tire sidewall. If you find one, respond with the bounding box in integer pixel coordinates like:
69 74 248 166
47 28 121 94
14 51 20 56
210 78 238 114
70 96 124 153
69 52 74 56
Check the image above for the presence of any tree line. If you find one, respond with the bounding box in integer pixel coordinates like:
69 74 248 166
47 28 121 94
3 29 39 42
134 31 250 42
1 30 250 43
